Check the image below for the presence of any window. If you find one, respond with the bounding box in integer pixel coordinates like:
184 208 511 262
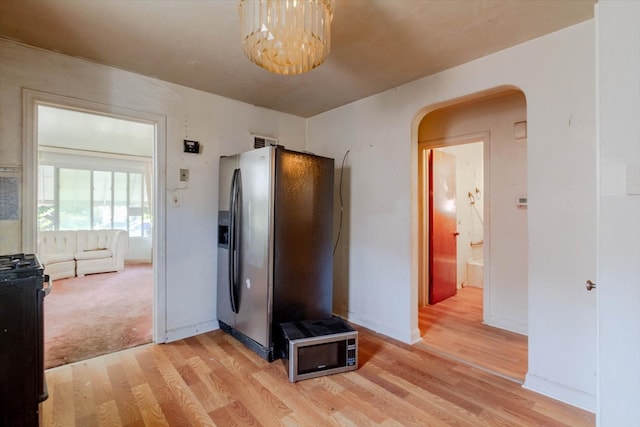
37 165 56 231
59 168 91 230
34 104 154 238
38 165 151 237
93 170 112 230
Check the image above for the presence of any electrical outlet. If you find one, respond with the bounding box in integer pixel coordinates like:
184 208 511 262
180 169 189 182
171 192 181 207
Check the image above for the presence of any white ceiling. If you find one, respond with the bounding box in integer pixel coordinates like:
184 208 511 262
0 0 595 118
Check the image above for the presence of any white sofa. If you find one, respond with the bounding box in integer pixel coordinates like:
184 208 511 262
37 229 128 280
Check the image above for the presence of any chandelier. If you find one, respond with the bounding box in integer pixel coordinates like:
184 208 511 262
238 0 335 75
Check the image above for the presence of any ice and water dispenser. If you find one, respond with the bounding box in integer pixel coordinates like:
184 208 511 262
218 211 229 248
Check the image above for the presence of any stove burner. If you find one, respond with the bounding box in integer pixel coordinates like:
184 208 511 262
0 254 42 276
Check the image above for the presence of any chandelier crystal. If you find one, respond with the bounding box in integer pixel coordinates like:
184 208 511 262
239 0 334 75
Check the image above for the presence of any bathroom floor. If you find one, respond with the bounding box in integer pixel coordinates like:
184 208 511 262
417 286 528 382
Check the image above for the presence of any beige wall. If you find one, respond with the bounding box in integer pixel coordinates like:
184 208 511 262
307 20 596 409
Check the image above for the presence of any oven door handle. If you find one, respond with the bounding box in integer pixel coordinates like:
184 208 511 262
43 274 52 296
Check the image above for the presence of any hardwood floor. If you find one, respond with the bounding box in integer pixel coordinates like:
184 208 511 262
42 325 593 426
419 286 528 382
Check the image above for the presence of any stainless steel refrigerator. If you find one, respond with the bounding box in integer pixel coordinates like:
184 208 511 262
217 146 334 361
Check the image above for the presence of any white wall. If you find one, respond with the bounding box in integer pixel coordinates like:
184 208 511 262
596 1 640 425
420 94 528 333
308 21 596 410
0 40 306 342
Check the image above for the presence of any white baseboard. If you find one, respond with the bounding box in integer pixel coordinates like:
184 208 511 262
484 313 528 336
342 311 416 344
410 327 423 344
162 320 219 343
524 373 596 413
161 314 420 348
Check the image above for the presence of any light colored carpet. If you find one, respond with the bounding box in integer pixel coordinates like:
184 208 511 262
44 262 152 369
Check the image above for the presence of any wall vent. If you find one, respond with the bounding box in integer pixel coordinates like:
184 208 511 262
253 135 279 149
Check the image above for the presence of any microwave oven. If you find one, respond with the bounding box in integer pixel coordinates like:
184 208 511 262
279 318 358 382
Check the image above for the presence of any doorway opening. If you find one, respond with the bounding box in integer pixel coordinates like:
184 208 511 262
415 89 529 382
34 102 155 368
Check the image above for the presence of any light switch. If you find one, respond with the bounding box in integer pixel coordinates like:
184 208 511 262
514 121 527 140
626 163 640 195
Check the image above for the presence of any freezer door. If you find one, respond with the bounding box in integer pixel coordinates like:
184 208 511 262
273 149 334 325
217 155 239 328
235 147 274 347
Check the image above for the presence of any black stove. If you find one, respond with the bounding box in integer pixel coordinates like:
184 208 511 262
0 253 42 275
0 252 49 426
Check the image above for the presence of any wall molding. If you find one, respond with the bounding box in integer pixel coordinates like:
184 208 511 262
164 320 219 343
524 373 596 413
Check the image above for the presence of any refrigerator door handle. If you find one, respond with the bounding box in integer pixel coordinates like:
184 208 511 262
228 168 237 313
228 168 241 314
233 168 243 313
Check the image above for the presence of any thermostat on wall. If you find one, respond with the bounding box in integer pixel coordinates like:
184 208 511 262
184 139 200 154
517 196 528 208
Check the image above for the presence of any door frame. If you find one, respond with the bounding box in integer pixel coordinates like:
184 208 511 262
22 89 167 342
418 132 490 317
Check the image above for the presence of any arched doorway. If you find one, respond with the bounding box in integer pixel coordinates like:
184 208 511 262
415 88 529 381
